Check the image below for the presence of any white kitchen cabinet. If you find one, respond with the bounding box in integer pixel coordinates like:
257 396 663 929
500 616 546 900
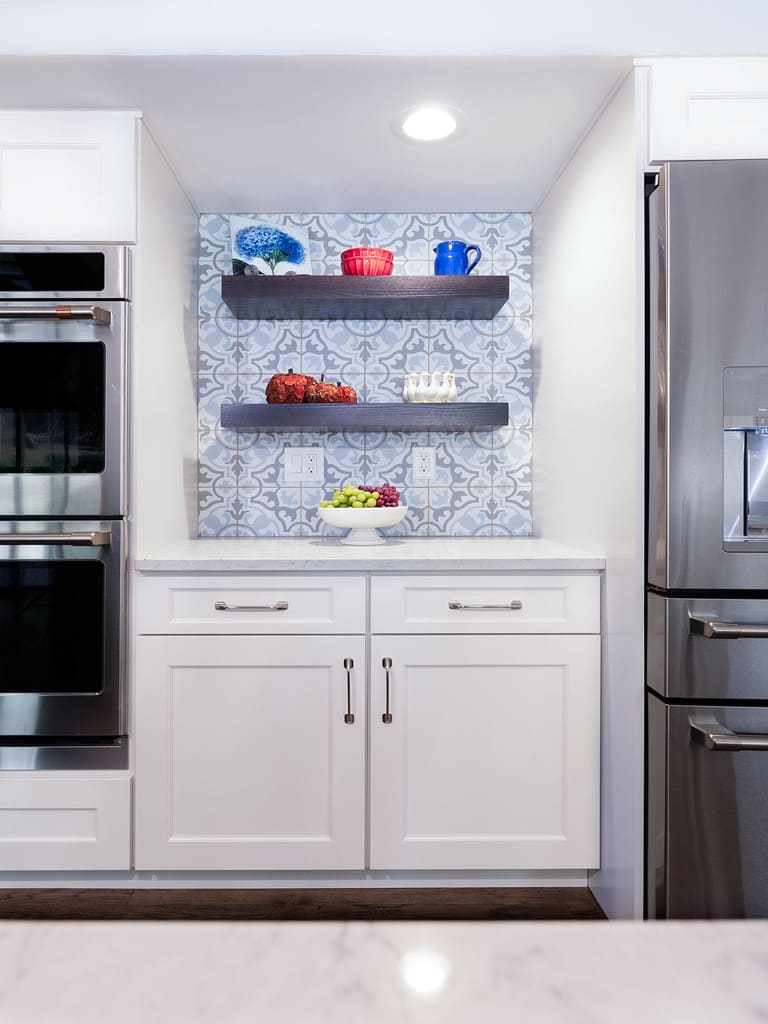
369 634 600 870
0 111 138 242
134 634 366 870
644 58 768 162
0 773 131 870
133 571 600 873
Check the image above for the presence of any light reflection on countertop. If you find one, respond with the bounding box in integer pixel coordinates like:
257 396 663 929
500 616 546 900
0 920 765 1022
135 536 604 573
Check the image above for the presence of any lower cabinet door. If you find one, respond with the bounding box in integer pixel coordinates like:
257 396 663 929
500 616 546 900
369 634 600 870
134 635 366 870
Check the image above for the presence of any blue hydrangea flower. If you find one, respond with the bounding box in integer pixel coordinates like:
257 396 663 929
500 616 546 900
235 226 306 274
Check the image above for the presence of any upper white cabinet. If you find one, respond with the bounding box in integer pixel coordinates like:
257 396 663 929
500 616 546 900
644 58 768 162
0 111 138 242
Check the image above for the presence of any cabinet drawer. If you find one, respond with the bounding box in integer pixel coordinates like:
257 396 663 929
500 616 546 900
0 773 131 871
136 575 366 635
370 575 600 634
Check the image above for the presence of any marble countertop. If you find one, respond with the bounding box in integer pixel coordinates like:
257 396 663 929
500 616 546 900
0 920 765 1022
135 537 604 573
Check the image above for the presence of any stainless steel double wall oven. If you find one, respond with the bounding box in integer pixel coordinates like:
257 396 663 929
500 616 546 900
646 162 768 917
0 246 129 767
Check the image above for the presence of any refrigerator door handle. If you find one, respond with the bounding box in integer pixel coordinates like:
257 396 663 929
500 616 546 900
689 616 768 639
690 721 768 752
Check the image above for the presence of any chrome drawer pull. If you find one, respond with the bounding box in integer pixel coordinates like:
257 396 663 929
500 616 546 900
448 600 523 611
0 305 111 324
690 616 768 639
0 530 110 546
214 600 289 612
343 658 355 725
382 657 393 724
691 722 768 752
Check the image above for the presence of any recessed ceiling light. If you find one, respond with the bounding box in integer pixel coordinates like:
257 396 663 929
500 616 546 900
394 104 461 143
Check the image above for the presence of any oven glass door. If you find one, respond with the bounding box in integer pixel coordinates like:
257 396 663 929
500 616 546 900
0 521 123 738
0 305 126 517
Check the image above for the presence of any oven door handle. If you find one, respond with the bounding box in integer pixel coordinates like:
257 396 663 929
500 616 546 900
691 721 768 752
0 530 111 546
0 305 111 324
689 616 768 639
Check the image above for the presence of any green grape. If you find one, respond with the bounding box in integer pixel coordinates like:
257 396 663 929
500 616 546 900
331 499 341 507
351 501 363 508
366 498 377 507
320 500 331 508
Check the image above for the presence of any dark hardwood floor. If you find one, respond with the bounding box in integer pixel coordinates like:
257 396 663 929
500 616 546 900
0 887 605 921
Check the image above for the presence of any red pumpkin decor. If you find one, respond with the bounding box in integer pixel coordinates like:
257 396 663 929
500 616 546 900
265 368 316 404
305 374 339 404
336 381 358 404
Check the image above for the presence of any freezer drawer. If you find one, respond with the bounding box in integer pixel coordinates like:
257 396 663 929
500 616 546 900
647 693 768 918
647 591 768 701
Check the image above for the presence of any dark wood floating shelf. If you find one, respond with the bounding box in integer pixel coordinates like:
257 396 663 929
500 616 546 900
220 402 509 432
221 274 509 320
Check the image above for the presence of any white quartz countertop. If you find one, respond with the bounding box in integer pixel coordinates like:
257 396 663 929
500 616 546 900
135 537 604 573
0 920 765 1022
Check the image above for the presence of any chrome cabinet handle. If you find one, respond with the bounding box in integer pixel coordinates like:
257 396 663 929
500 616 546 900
214 600 289 612
691 721 768 751
0 530 110 546
690 616 768 639
0 305 111 324
343 658 355 724
382 657 393 724
448 600 523 611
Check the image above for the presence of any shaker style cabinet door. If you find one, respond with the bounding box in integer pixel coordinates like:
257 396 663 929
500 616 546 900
134 635 366 870
368 634 600 870
0 111 138 242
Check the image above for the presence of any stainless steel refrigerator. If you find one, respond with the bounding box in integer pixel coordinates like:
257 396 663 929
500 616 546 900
646 161 768 918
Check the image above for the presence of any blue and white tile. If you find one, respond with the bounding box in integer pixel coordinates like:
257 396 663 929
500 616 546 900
301 320 366 376
429 485 494 536
237 431 303 488
198 376 243 484
380 485 429 537
498 266 533 319
198 270 228 319
493 369 533 412
429 319 494 371
199 214 232 262
362 214 431 262
301 429 365 484
491 485 533 536
306 213 368 272
492 423 533 488
198 485 240 538
360 373 409 404
236 485 303 537
236 321 302 376
199 317 240 375
365 431 430 490
491 316 532 366
475 213 533 263
364 320 429 375
300 485 342 537
452 369 494 402
432 430 495 487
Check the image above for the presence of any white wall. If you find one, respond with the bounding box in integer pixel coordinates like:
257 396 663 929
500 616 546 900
533 71 646 919
133 122 199 555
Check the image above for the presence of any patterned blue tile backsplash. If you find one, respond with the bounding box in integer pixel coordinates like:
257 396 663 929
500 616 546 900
198 212 532 538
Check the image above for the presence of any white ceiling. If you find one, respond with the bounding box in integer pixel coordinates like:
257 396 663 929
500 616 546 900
0 0 766 56
0 55 628 212
0 1 765 213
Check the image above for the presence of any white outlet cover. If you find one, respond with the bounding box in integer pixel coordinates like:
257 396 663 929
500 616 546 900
283 446 324 483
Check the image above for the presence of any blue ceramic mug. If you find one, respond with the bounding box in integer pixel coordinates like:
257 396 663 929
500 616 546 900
433 239 482 275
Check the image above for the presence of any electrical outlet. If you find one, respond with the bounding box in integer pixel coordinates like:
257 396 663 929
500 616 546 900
282 446 325 483
411 446 436 482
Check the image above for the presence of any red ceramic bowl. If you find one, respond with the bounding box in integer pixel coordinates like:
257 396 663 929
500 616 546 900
340 247 394 276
